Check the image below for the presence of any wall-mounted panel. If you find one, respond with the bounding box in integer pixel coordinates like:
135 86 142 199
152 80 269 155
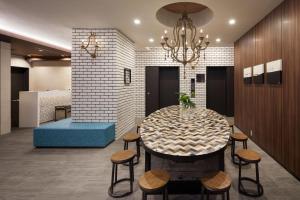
253 64 264 84
266 60 282 84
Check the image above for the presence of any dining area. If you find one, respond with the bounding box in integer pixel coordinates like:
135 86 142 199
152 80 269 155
107 105 263 199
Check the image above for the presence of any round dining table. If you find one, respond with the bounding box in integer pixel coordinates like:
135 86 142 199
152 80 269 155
140 105 231 172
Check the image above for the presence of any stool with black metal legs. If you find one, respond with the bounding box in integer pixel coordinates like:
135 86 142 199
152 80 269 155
139 169 170 200
200 171 232 200
123 132 141 165
230 132 248 165
108 149 135 198
236 149 264 197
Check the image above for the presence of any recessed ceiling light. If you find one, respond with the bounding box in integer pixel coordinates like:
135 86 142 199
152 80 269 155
148 38 154 43
134 19 141 25
38 49 43 52
229 19 236 25
216 38 221 42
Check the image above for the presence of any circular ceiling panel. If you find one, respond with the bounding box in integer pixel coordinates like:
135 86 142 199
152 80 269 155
156 2 214 27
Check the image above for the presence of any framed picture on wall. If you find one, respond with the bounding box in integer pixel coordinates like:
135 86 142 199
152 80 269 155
124 68 131 85
196 74 205 82
253 64 264 84
266 59 282 84
243 67 252 84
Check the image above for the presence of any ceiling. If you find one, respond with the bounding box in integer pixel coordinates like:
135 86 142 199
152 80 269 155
0 0 284 50
0 33 70 58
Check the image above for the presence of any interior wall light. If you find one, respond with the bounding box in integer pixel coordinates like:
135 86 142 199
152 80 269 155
80 32 100 58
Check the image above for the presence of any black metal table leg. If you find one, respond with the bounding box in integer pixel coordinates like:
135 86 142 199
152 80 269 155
231 140 235 160
145 151 151 171
218 150 225 171
136 140 140 162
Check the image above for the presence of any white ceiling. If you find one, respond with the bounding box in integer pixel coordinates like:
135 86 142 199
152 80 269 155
0 0 283 51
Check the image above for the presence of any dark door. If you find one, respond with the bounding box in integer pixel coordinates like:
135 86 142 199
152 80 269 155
206 66 234 116
146 67 159 116
11 67 29 127
159 67 179 108
145 66 179 116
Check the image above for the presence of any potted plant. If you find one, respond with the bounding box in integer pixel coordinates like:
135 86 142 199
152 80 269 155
179 93 195 109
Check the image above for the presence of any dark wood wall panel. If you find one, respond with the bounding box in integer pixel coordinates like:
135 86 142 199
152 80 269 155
296 0 300 178
234 0 300 179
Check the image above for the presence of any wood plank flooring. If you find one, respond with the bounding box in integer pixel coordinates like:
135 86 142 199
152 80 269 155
0 127 299 200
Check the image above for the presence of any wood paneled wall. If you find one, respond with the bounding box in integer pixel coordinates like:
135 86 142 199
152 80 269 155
234 0 300 179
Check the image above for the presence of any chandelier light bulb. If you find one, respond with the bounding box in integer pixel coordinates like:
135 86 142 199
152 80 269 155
164 30 168 34
206 34 209 39
200 29 203 33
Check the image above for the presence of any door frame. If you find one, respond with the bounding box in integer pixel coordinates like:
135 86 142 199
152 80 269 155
11 66 29 127
206 66 234 116
145 66 180 116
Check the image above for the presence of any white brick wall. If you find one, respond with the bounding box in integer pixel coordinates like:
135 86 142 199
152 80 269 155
71 28 233 136
135 47 234 119
115 32 135 137
72 28 135 138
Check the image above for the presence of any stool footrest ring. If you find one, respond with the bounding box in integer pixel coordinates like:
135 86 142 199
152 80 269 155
239 177 264 197
108 178 133 198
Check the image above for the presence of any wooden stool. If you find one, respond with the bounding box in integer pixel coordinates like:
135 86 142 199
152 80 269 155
123 132 141 165
108 150 135 198
236 149 264 197
230 132 248 165
200 171 231 200
139 169 170 200
55 105 71 121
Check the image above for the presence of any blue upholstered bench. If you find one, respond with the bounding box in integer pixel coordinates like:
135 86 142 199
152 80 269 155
33 118 115 147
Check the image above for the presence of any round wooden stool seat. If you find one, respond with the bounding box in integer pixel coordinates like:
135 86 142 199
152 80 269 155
123 132 140 142
201 171 231 199
201 171 231 191
231 132 248 141
139 169 170 192
236 149 261 163
111 150 135 164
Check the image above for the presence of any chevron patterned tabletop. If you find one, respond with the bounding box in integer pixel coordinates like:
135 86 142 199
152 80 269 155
140 105 231 157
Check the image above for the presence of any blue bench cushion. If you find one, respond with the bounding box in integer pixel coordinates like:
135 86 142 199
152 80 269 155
34 118 115 147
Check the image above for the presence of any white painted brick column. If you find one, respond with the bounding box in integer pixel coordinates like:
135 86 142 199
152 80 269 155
72 28 135 138
0 42 11 135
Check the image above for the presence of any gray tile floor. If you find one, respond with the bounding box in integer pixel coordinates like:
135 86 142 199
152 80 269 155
0 127 299 200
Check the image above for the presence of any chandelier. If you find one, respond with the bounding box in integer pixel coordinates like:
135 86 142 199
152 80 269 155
161 13 210 78
80 32 100 59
